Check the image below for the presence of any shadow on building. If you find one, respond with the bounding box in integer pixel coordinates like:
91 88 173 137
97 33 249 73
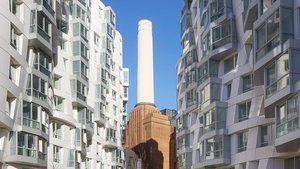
133 139 164 169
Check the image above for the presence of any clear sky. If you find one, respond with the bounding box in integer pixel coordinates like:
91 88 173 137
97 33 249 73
102 0 183 115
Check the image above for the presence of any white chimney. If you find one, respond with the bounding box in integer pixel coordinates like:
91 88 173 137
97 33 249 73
137 19 154 105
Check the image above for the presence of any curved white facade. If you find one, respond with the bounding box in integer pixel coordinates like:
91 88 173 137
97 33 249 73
176 0 300 169
0 0 128 168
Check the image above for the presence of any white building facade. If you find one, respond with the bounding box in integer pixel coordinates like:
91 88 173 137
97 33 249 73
0 0 128 168
176 0 300 169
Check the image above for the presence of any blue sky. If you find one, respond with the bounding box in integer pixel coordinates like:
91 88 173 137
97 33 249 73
102 0 183 114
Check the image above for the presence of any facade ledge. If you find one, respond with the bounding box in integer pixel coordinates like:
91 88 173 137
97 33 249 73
5 155 47 167
52 110 76 127
275 128 300 152
0 112 14 130
194 157 230 168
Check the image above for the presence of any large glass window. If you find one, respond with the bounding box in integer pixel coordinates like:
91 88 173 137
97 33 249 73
205 136 223 160
186 89 196 108
16 132 41 158
210 0 225 21
266 53 289 97
212 20 231 49
185 68 196 87
33 50 52 76
276 95 299 137
37 12 51 42
204 109 216 133
198 60 219 85
256 10 280 61
23 101 40 129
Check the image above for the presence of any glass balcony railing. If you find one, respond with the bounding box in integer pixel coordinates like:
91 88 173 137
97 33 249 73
17 147 36 157
106 136 117 143
37 26 51 43
256 34 280 61
276 116 299 138
23 117 40 129
266 73 289 98
205 149 222 160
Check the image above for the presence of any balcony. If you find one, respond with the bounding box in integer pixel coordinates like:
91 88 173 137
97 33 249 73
210 19 237 60
72 92 86 102
95 112 106 126
28 11 52 54
243 0 258 30
195 136 230 168
34 0 55 19
104 137 118 148
275 116 300 152
6 148 47 167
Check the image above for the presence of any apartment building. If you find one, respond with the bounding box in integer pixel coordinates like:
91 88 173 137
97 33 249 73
176 0 300 169
0 0 128 168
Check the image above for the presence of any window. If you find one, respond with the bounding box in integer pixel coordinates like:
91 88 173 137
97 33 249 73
53 145 62 163
54 75 61 89
57 19 68 33
33 50 52 76
205 136 223 160
72 41 89 60
107 24 115 38
111 76 116 86
212 20 231 49
94 33 100 46
106 128 116 143
260 126 268 147
53 122 62 139
10 25 21 51
204 109 216 133
198 60 219 85
113 105 117 115
68 149 75 167
17 132 37 157
242 74 252 92
226 83 232 100
23 101 40 129
37 12 51 42
238 101 251 122
54 96 64 111
224 54 237 74
256 10 280 61
237 131 248 152
276 95 299 137
9 58 20 84
210 0 225 21
26 74 47 101
73 60 88 81
185 68 196 87
71 80 86 101
265 53 289 97
112 90 117 101
186 89 196 108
